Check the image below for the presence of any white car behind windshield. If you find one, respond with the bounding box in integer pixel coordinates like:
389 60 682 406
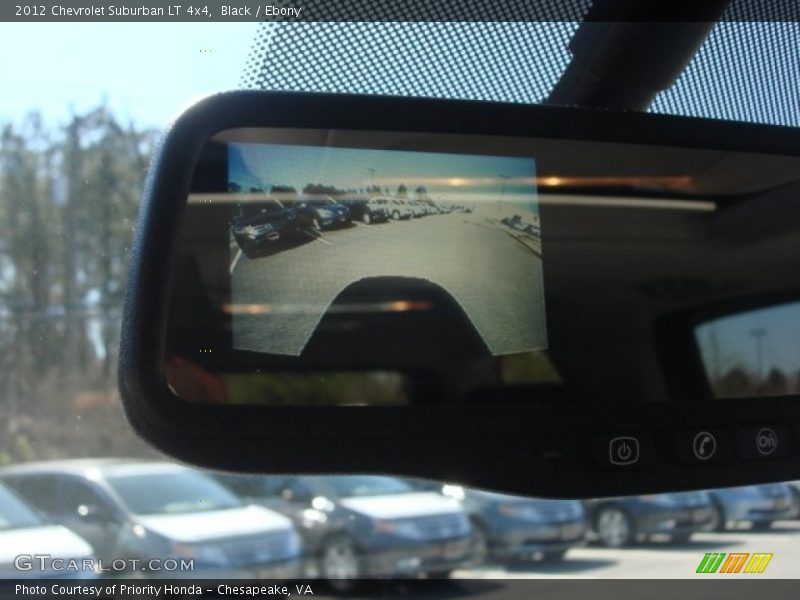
0 482 95 579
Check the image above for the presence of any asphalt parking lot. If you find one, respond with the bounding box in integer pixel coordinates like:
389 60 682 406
312 522 799 599
452 521 800 580
231 213 546 356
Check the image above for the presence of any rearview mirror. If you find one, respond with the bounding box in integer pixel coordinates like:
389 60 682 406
120 91 800 498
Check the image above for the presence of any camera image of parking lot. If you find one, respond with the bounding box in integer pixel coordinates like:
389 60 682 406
227 142 546 357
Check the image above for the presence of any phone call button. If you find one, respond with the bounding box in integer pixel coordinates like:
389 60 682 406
692 431 717 461
674 428 729 465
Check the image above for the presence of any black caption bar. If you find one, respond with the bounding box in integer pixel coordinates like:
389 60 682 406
6 581 312 598
2 0 799 22
2 580 800 600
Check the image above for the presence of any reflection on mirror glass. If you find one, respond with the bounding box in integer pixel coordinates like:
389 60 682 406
695 301 800 398
219 371 409 406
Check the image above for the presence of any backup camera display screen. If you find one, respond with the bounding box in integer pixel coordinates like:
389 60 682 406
226 141 546 358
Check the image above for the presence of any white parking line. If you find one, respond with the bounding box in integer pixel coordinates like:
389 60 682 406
229 248 243 275
305 231 333 245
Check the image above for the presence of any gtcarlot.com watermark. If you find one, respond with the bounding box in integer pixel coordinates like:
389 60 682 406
15 553 194 574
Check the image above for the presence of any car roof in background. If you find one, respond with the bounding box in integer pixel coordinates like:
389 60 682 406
0 458 183 478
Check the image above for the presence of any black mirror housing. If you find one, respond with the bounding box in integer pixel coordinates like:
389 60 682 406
120 91 800 498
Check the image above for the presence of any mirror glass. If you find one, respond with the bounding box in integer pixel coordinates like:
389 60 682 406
164 127 800 406
696 300 800 399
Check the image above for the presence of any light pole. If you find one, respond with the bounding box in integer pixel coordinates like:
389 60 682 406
750 327 767 381
498 175 510 215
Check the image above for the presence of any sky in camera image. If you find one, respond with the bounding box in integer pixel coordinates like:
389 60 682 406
230 142 538 214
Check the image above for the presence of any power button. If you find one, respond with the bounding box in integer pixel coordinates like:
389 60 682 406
610 436 639 465
594 434 649 469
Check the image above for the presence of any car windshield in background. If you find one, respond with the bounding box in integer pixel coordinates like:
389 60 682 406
0 483 42 531
302 197 333 207
104 470 242 515
316 475 415 497
238 201 285 217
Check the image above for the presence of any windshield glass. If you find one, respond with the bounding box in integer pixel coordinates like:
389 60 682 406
1 15 799 586
0 483 43 531
105 470 242 515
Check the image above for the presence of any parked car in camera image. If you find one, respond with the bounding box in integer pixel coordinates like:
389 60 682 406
501 214 539 237
338 194 390 224
501 214 525 230
386 197 414 220
704 483 796 531
407 200 427 218
231 198 305 257
0 460 302 579
407 481 587 564
294 194 351 230
212 474 473 587
403 200 419 218
370 197 394 218
0 481 96 579
583 491 713 548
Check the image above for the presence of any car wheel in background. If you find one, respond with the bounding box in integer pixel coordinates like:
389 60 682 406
670 532 693 544
362 212 371 224
540 549 568 562
320 535 361 592
311 218 322 233
751 520 773 531
392 210 400 220
789 487 800 518
468 521 490 566
595 505 634 548
427 570 454 579
707 500 727 532
237 244 257 259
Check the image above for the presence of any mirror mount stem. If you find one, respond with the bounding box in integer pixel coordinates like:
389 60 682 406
546 3 730 111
